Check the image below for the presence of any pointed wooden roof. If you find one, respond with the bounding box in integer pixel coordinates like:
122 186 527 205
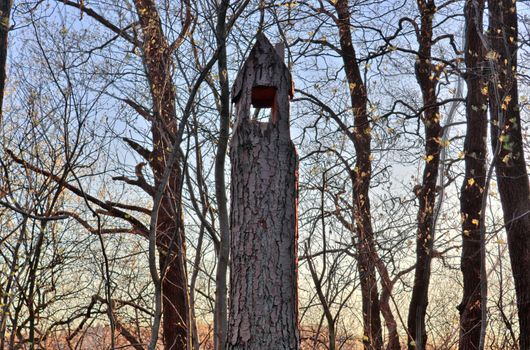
231 33 293 104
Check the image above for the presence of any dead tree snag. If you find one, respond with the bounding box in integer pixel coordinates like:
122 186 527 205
227 33 300 350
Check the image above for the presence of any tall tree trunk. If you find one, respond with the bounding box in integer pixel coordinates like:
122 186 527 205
487 1 530 348
0 0 12 124
333 1 382 349
227 34 299 350
458 1 488 349
157 191 189 350
135 0 190 348
213 1 230 349
407 2 443 349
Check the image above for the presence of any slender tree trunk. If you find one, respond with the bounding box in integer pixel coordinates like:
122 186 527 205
213 1 230 349
487 1 530 348
376 260 400 350
333 1 382 349
0 0 11 124
458 2 488 349
157 184 190 350
407 2 443 349
227 34 299 349
188 120 210 350
306 244 336 350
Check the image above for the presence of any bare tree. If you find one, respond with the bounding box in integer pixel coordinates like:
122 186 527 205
457 1 488 349
213 1 231 349
487 0 530 348
406 1 444 349
332 1 382 348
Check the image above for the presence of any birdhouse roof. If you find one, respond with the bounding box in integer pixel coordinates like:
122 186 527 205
231 33 293 104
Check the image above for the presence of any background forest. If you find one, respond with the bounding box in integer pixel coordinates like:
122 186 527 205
0 0 529 349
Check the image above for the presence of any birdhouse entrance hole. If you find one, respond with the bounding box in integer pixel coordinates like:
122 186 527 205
251 86 278 123
251 86 277 108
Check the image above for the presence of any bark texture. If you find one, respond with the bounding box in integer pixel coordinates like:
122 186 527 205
333 1 383 349
407 2 443 349
458 1 488 349
487 1 530 348
227 34 299 350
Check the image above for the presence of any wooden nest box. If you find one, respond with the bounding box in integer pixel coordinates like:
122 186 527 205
232 33 293 125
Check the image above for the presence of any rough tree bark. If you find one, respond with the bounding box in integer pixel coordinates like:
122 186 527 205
227 33 299 350
458 1 488 349
407 1 443 349
487 1 530 348
333 1 383 349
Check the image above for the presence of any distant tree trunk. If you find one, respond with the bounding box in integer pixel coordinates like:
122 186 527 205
333 1 383 349
407 2 443 349
213 1 230 349
227 34 299 350
458 1 488 349
0 0 12 124
487 1 530 348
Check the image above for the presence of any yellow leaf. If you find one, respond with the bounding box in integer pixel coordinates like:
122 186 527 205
424 154 434 163
471 219 479 226
485 50 499 61
468 178 475 186
501 95 512 110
